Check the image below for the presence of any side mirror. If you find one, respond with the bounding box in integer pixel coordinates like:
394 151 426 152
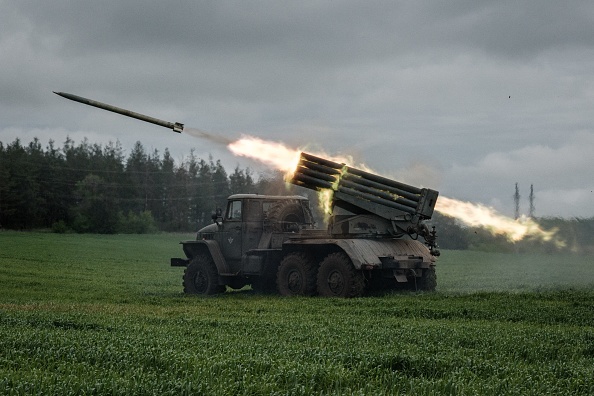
212 208 223 225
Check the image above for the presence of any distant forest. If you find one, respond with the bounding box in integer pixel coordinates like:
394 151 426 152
0 137 294 234
1 138 593 253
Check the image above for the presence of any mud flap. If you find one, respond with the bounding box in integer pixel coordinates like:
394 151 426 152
393 270 408 283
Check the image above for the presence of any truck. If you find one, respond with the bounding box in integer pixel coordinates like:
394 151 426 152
171 152 440 297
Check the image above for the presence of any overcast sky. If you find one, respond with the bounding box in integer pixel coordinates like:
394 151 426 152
1 1 593 218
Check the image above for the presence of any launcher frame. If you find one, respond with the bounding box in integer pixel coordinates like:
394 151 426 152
291 152 439 243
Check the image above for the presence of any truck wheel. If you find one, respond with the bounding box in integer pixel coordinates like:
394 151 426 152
277 252 317 296
417 266 437 292
317 252 366 298
183 255 225 295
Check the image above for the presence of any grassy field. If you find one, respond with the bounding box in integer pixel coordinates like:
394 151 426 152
1 231 593 395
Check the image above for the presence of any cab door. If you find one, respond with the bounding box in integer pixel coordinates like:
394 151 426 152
242 199 263 253
220 199 243 272
241 199 267 274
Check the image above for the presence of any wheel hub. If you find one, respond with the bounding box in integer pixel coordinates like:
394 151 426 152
194 270 208 293
327 270 344 295
287 269 302 293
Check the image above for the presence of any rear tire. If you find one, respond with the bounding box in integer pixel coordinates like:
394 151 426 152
183 255 225 295
317 252 365 298
277 252 317 296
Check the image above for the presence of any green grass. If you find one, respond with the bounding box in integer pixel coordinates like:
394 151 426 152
438 250 594 293
1 231 594 395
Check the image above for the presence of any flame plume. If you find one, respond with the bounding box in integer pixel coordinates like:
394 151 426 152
228 135 355 178
228 136 301 176
435 196 562 245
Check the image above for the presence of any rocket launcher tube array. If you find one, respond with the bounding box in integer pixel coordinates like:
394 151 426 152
53 91 184 133
295 165 418 210
292 152 438 219
298 152 422 201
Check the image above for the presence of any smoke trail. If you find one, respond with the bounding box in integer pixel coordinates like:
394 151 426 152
184 127 233 146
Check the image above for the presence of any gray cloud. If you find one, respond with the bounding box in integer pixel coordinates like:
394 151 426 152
1 0 593 217
443 132 594 217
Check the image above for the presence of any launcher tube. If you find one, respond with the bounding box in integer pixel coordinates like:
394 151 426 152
300 152 343 170
339 178 418 209
341 173 420 202
297 159 342 176
345 166 422 195
296 166 338 183
292 173 334 190
336 187 417 215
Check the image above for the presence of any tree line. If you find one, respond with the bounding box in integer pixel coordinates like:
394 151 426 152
0 137 290 233
1 137 592 253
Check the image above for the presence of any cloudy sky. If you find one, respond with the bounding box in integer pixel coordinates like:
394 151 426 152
1 1 593 218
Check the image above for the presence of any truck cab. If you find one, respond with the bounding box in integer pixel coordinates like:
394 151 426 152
171 194 314 293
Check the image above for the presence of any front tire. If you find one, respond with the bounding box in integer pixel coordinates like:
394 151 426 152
183 255 225 295
277 252 317 296
317 252 365 298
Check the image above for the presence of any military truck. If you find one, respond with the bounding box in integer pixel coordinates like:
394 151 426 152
171 152 440 297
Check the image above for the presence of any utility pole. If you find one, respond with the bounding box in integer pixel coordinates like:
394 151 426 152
529 184 535 219
514 183 521 220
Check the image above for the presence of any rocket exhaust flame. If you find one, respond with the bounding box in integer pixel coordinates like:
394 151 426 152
435 196 563 245
228 136 301 175
227 136 355 178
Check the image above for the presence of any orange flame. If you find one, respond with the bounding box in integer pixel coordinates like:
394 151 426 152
225 134 562 245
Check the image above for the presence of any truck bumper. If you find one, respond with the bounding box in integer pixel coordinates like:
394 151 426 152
380 256 430 270
376 257 432 282
170 258 189 267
